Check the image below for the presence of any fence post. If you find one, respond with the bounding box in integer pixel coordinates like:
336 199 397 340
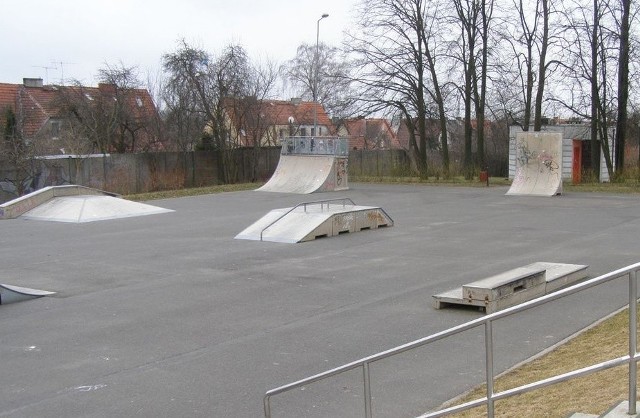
629 270 637 415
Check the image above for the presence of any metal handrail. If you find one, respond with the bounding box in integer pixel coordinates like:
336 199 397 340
259 198 356 241
264 262 640 418
280 137 349 156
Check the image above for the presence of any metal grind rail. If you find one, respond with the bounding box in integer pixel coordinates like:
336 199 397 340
263 262 640 418
259 198 356 241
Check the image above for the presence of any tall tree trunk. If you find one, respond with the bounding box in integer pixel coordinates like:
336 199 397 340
533 0 549 131
614 0 631 177
590 0 602 179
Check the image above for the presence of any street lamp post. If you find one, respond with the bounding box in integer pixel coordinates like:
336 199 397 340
313 13 329 139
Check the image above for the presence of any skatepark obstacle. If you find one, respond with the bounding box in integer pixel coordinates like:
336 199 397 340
0 185 173 223
0 283 55 305
235 197 393 243
432 262 588 313
257 137 349 194
506 132 563 196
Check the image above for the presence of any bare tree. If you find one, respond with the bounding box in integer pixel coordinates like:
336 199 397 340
347 0 450 178
450 0 495 178
499 0 555 131
53 63 158 154
97 63 153 152
163 41 253 183
614 0 632 175
55 80 119 154
0 107 38 196
284 43 356 118
554 0 618 179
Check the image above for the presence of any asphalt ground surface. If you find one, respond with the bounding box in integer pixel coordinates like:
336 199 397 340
1 183 640 418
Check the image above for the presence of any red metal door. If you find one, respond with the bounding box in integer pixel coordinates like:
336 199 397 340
572 139 582 184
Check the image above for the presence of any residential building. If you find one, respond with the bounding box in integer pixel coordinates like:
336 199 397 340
336 117 400 150
223 97 335 147
0 78 163 155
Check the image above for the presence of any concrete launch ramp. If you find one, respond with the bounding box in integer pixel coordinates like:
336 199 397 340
21 195 174 223
507 132 563 196
235 198 393 243
0 185 173 223
0 283 56 305
257 155 348 194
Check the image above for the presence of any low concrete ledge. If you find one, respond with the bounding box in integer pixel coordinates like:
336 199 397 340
433 262 589 314
0 185 119 220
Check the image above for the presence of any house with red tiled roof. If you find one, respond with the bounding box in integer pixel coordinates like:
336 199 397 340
336 117 400 150
0 78 162 154
223 97 335 147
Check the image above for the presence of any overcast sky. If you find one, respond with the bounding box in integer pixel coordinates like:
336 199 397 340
1 0 357 86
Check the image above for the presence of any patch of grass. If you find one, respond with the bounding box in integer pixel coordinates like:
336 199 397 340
351 175 640 194
443 306 638 417
349 175 512 187
125 182 261 201
565 181 640 194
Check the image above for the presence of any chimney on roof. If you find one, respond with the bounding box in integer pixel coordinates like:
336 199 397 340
290 97 301 105
23 78 43 88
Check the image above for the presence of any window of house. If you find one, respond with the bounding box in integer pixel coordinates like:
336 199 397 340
50 120 61 139
136 97 143 107
279 129 285 139
300 127 307 137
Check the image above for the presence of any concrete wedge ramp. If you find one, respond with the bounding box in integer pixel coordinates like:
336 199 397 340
21 195 173 223
235 199 393 243
257 154 348 194
0 185 173 223
0 284 56 305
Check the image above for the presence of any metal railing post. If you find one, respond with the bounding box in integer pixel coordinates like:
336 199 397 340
629 270 638 415
485 320 495 418
264 395 271 418
363 362 373 418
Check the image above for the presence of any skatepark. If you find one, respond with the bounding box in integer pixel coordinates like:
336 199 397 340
2 176 640 417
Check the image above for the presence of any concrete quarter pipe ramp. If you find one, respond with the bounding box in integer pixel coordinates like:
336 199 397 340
507 132 563 196
257 137 349 194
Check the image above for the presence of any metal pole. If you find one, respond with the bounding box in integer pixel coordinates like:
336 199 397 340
485 320 495 417
629 270 637 415
314 14 328 139
363 362 373 418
